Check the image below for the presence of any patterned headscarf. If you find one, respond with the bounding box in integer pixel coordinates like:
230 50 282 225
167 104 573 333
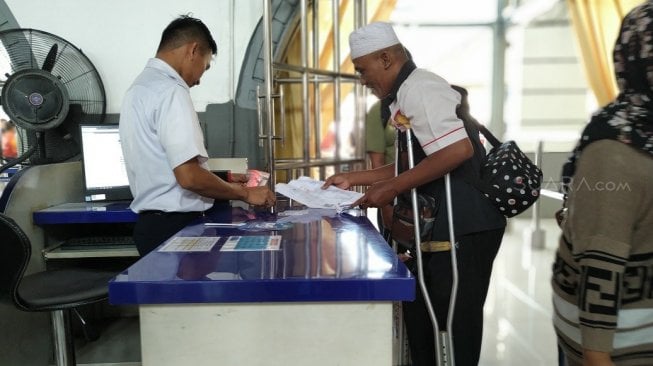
562 1 653 190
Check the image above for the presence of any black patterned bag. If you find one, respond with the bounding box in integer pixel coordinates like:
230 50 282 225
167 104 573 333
453 85 542 218
479 138 542 217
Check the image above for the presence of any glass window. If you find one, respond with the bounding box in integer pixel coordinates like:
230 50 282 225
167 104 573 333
391 0 498 24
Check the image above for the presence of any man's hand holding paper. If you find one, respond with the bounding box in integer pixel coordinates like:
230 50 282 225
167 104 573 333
353 179 399 209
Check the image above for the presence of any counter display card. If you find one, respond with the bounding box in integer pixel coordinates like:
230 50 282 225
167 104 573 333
220 235 282 252
158 237 220 252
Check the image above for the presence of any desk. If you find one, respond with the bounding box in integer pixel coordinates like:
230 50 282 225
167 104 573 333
33 201 138 259
33 201 137 224
109 206 415 366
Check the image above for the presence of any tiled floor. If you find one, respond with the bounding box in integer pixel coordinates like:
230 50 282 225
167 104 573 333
479 218 561 365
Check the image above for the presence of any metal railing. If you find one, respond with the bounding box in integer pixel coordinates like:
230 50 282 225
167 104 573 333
260 0 368 188
527 140 565 249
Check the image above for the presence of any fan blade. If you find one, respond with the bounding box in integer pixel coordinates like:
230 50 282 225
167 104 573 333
42 43 58 72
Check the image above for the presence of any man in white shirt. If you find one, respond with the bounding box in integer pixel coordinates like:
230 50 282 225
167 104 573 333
120 15 275 256
323 22 505 365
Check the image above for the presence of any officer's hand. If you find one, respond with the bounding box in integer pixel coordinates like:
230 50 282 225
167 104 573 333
244 186 276 207
229 173 249 184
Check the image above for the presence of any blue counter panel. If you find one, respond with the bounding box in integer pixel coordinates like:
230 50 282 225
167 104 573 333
33 201 137 224
109 207 415 304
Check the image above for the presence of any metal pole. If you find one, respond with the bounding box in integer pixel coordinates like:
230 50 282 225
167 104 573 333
301 0 310 177
332 0 341 166
490 0 508 139
304 224 312 278
529 140 546 249
317 223 324 277
534 140 543 232
312 0 324 179
444 174 458 366
405 129 443 366
262 0 275 189
393 129 409 366
51 310 75 366
353 0 367 168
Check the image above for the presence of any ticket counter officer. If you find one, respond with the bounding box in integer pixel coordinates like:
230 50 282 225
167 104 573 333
119 15 275 256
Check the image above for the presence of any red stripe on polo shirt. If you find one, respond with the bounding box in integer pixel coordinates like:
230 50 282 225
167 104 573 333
421 126 465 149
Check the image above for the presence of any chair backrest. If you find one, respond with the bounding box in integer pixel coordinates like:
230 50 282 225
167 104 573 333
0 213 31 307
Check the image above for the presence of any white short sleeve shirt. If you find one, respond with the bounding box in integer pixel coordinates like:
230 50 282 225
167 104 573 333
389 68 467 155
119 58 213 213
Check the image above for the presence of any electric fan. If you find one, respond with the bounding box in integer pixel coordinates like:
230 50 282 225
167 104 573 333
0 28 106 173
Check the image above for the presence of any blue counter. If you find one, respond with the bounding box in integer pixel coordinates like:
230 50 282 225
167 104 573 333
108 206 414 366
33 201 137 224
109 206 414 304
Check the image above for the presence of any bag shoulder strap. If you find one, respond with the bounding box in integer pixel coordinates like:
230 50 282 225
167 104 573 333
450 84 502 148
466 115 502 148
454 101 495 192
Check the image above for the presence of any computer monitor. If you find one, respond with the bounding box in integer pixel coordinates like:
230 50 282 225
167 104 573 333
79 124 132 202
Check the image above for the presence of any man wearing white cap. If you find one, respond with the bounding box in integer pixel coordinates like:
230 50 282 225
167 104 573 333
323 22 506 365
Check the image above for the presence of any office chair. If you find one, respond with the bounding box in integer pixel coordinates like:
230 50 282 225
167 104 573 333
0 213 117 366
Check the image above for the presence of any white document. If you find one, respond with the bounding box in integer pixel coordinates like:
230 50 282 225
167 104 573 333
275 176 363 210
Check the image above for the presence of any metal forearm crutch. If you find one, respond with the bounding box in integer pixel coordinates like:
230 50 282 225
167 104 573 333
405 127 459 366
392 127 410 366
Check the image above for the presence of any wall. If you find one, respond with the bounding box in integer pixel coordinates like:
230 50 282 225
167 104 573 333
5 0 263 113
3 0 269 165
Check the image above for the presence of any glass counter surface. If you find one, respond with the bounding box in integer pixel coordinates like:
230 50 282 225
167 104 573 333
109 206 415 304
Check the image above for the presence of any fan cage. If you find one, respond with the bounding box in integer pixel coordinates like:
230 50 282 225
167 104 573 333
0 28 106 165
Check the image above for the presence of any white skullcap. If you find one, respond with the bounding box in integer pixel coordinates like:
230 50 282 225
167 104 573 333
349 22 400 59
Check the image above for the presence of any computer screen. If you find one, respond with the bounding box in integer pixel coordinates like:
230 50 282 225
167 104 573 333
80 124 132 202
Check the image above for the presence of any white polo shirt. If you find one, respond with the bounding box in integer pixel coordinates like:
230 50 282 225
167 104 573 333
119 58 213 213
389 68 467 155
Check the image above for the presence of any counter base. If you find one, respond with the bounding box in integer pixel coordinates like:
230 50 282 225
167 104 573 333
140 301 394 366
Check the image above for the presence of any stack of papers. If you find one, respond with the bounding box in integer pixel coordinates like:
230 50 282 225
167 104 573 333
275 176 363 211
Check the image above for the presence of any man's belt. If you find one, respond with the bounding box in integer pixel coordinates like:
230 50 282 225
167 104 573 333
420 241 451 252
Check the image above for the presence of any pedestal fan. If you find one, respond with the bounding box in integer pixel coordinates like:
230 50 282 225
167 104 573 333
0 28 106 173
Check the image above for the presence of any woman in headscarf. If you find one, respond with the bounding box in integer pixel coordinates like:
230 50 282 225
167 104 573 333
552 2 653 365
